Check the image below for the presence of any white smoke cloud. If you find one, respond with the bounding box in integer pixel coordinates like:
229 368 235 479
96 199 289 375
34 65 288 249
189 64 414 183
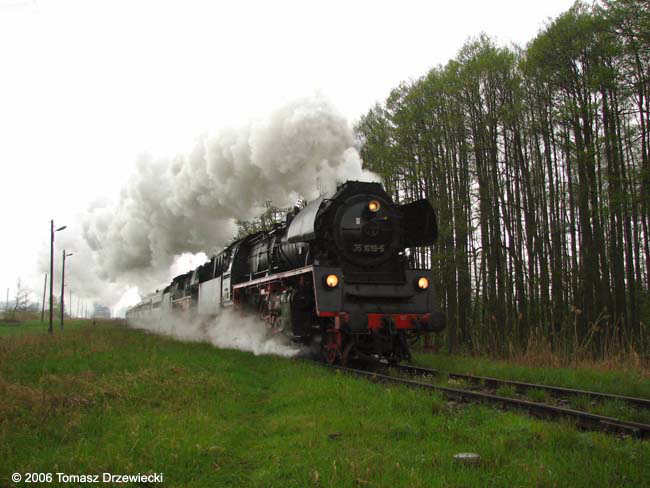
34 230 208 315
128 309 303 358
36 94 378 311
83 93 378 282
35 228 127 310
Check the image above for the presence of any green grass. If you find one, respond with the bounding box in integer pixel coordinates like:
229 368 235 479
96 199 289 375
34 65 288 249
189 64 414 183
591 399 650 425
0 318 90 337
527 388 549 404
495 384 517 399
570 394 593 413
1 321 649 487
413 351 650 424
412 351 650 400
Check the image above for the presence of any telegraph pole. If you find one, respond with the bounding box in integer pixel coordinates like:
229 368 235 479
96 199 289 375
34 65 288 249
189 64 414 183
49 221 66 334
60 250 73 330
41 273 47 321
47 220 66 334
49 221 53 333
60 250 64 329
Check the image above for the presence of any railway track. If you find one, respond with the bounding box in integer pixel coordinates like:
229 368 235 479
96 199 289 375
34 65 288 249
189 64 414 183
391 363 650 410
327 363 650 439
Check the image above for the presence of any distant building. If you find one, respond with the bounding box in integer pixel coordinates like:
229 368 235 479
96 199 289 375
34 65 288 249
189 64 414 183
93 304 111 318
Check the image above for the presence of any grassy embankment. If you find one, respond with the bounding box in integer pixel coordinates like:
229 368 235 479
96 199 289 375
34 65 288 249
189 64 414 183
1 319 649 487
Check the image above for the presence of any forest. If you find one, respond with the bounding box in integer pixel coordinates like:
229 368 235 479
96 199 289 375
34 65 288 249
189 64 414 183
354 0 650 361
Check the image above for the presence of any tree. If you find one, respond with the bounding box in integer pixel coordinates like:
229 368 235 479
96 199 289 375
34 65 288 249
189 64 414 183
4 278 31 321
354 0 650 359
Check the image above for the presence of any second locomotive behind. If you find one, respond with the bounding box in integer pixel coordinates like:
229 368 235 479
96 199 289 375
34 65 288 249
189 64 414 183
126 181 446 364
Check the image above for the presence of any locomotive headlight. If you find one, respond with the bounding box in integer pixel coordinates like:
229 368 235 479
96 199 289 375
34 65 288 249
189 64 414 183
417 277 429 290
325 274 339 288
368 200 380 212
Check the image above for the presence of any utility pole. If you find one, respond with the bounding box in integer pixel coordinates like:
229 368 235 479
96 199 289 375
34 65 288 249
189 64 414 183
69 289 72 319
41 273 47 321
49 221 53 333
5 288 8 313
49 221 66 334
60 250 73 330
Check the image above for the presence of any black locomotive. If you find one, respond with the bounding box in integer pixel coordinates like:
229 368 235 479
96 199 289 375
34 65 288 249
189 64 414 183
126 181 446 363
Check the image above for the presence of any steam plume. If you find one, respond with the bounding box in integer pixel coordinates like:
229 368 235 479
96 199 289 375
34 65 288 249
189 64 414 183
83 94 378 284
129 310 303 358
35 94 377 311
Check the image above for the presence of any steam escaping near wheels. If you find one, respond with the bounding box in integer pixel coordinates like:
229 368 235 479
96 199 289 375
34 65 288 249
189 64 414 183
127 309 305 358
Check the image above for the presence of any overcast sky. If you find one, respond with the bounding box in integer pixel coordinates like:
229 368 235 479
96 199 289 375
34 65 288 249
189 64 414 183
0 0 575 311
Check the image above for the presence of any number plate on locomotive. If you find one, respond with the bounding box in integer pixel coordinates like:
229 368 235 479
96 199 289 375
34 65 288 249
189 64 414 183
352 244 385 253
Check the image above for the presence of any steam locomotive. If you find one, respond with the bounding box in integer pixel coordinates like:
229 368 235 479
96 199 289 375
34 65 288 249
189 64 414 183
126 181 446 363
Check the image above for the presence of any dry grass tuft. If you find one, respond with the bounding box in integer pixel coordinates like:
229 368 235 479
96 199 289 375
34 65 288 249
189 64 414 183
0 370 126 424
510 329 650 376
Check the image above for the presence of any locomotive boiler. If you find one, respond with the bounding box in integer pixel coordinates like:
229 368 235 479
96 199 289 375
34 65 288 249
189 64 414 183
126 181 446 364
